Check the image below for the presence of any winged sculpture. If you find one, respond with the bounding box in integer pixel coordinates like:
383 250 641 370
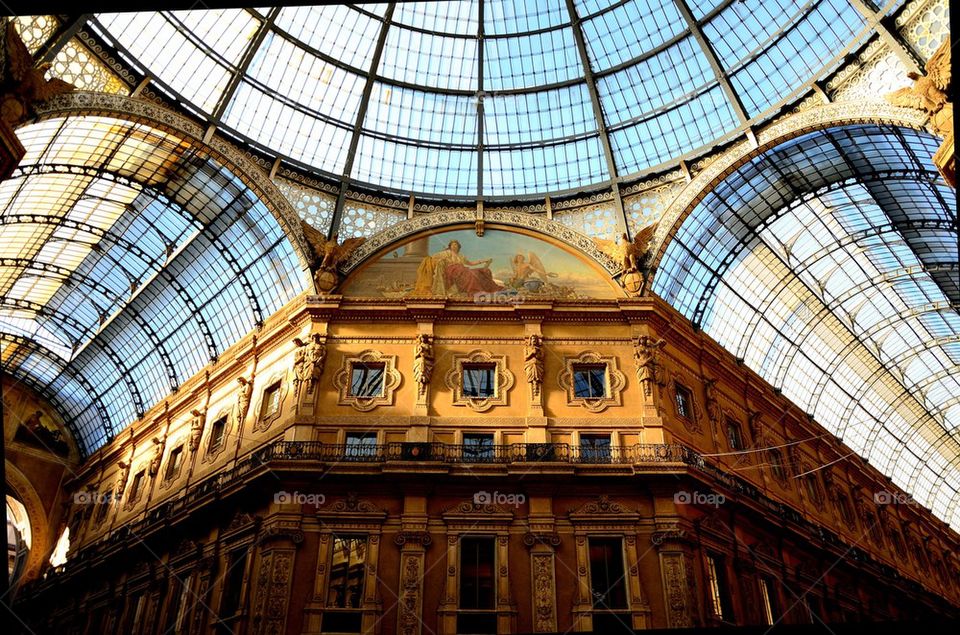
301 220 365 273
885 37 951 137
594 224 656 274
1 21 75 126
301 220 365 293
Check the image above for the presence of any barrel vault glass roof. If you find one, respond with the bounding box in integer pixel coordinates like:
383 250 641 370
89 0 901 199
0 115 311 454
654 125 960 527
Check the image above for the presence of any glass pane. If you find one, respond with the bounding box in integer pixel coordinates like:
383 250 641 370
463 365 496 398
463 434 494 461
573 365 607 398
349 363 385 397
459 537 495 610
345 433 378 460
588 537 627 609
327 535 367 608
580 434 611 462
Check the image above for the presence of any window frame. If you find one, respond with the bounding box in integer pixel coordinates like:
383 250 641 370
322 533 369 634
164 444 184 482
758 576 779 626
559 352 626 412
579 433 613 463
572 363 609 399
587 536 629 611
462 433 495 462
705 553 735 623
725 417 744 451
207 415 228 455
674 383 694 420
344 432 379 461
348 361 387 398
461 363 497 399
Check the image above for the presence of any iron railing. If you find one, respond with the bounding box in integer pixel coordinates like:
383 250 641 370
259 441 698 465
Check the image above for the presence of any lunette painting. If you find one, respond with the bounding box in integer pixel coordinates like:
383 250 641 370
341 228 618 300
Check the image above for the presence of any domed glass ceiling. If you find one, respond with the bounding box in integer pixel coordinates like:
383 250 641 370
90 0 887 199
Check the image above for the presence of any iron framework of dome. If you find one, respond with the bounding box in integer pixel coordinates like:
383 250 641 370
91 0 906 199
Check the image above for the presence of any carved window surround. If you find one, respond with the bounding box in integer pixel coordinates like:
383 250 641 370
444 350 514 412
122 463 149 511
669 371 704 435
332 350 401 412
202 407 231 464
568 496 651 631
252 371 288 433
158 438 187 490
438 501 517 635
306 495 388 635
557 351 626 413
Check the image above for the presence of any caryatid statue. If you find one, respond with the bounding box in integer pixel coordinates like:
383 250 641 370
236 376 253 426
306 333 326 394
634 335 665 397
523 334 545 398
149 436 164 477
116 460 130 497
412 334 434 399
188 409 205 453
292 337 310 396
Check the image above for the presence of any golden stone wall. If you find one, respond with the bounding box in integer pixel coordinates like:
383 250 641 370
11 236 960 632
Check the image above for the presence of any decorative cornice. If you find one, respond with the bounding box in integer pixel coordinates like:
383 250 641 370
394 531 433 548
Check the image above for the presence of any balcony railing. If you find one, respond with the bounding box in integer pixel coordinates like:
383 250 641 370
257 441 698 465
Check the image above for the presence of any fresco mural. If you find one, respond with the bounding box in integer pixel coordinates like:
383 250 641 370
341 228 619 300
3 380 73 457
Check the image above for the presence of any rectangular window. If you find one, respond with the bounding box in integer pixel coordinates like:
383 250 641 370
176 574 194 631
96 495 110 522
165 445 184 481
349 362 385 397
463 433 495 462
326 535 367 611
675 384 693 419
725 418 744 450
759 577 778 626
580 434 612 463
344 432 378 460
208 416 227 453
589 537 627 610
218 549 247 622
458 536 496 634
129 471 145 502
706 554 734 622
573 364 607 399
768 449 787 482
260 381 281 419
462 364 496 398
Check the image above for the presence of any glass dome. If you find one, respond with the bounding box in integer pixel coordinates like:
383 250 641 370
91 0 885 199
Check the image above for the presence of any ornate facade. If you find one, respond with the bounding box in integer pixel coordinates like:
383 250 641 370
11 237 960 632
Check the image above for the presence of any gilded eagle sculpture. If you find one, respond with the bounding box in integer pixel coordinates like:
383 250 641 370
301 220 365 293
0 21 75 126
885 37 951 137
593 225 656 296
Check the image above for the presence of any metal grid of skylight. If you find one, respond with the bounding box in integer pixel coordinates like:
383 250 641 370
91 0 884 198
653 125 960 528
0 116 311 455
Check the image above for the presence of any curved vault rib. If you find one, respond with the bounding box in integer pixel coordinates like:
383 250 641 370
652 123 960 528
